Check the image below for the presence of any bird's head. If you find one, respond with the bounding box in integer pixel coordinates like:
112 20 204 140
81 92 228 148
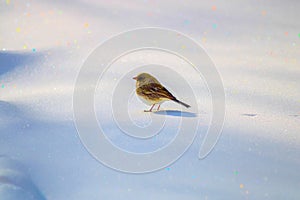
133 73 151 81
133 73 159 86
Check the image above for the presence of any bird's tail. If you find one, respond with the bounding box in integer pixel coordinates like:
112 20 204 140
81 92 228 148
173 99 191 108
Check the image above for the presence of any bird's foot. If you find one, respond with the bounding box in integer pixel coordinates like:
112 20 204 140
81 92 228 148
144 104 155 112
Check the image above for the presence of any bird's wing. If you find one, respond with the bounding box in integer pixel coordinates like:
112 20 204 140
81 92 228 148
138 83 176 100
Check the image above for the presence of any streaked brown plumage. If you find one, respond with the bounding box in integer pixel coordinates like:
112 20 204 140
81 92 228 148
133 73 191 112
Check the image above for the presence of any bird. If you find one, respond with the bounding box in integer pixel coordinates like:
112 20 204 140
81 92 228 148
133 73 191 112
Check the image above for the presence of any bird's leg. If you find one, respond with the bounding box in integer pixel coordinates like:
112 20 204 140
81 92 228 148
144 104 155 112
149 104 155 112
157 104 160 111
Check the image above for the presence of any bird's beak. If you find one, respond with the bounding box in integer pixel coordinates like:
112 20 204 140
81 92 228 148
133 77 137 80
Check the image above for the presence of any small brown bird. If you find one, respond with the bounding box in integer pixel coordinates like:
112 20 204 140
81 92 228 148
133 73 191 112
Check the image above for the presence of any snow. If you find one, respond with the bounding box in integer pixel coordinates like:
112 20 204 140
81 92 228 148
1 0 299 199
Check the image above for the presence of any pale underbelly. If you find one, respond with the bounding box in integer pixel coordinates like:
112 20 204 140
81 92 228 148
137 95 167 105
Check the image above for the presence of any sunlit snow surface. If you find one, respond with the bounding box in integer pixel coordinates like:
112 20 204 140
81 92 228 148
1 0 300 199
